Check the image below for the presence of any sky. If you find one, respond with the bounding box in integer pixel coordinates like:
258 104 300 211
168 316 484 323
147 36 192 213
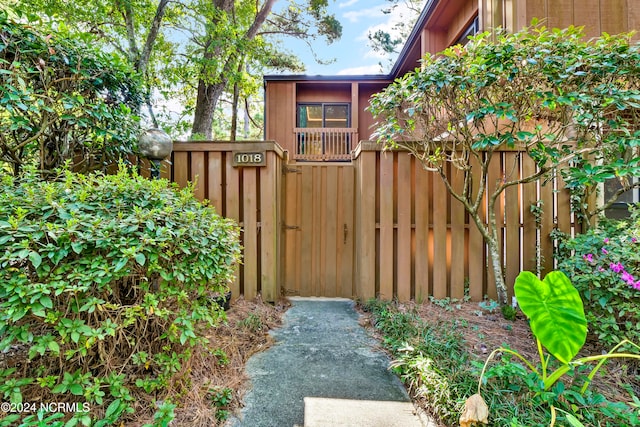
275 0 426 76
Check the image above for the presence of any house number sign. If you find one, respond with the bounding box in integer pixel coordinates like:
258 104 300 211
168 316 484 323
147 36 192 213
232 151 266 167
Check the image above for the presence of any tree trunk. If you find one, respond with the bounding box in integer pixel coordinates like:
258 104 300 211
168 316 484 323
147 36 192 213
190 0 276 139
191 81 226 139
486 197 508 306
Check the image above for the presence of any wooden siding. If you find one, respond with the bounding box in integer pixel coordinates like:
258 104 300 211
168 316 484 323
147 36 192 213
505 0 639 40
167 142 283 302
352 142 579 301
265 82 295 155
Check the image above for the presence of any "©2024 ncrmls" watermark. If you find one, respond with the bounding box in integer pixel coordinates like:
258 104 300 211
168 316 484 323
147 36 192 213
1 401 90 414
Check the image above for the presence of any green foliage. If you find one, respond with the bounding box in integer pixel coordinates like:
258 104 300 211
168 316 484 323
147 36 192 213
236 313 264 333
208 386 233 421
514 271 587 364
500 305 516 321
556 207 640 347
476 270 640 426
0 7 142 176
0 166 241 425
361 299 477 424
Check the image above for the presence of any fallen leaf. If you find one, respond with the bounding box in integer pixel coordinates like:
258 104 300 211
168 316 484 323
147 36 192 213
459 393 489 427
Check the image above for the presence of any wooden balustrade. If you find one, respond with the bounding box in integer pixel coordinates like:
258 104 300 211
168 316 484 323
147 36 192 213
293 128 357 161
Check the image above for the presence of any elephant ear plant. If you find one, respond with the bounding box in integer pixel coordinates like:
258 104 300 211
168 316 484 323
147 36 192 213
462 270 640 427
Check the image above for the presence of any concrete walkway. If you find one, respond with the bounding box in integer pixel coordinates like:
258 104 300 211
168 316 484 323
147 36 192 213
229 297 427 427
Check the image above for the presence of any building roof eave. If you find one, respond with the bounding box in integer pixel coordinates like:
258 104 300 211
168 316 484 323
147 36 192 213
389 0 440 78
263 74 393 82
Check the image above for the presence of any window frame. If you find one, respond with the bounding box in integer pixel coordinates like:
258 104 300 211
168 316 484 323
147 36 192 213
297 103 351 128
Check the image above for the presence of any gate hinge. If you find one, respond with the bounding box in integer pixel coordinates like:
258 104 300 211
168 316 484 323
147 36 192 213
282 223 300 230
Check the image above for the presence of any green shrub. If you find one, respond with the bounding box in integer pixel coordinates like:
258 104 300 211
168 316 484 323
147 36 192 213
556 206 640 348
361 300 477 425
0 166 241 425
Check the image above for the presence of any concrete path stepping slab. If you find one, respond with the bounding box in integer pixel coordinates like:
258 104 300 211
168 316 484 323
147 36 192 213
303 397 425 427
230 297 426 427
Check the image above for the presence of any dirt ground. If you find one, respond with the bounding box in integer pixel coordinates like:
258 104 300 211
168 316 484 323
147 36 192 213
365 300 640 407
166 296 290 426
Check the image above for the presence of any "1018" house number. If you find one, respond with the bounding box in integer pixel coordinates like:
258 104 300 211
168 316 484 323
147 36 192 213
232 151 266 167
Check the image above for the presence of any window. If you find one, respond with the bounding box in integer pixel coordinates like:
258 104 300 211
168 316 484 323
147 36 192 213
298 103 350 128
604 178 640 219
295 103 353 161
454 15 479 46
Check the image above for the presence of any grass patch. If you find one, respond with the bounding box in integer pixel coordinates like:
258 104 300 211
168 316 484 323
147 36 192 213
360 299 640 426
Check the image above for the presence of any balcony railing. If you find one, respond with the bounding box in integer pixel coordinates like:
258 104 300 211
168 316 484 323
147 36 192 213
293 128 358 161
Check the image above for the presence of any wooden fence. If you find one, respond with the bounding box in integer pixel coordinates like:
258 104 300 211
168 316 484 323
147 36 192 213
352 142 580 302
162 141 283 302
165 140 580 302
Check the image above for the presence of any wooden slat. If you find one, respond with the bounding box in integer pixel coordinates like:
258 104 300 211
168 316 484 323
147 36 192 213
379 153 395 299
334 168 345 297
324 167 338 296
414 163 430 302
450 166 466 299
242 169 258 300
540 176 555 275
575 0 601 38
260 153 278 302
397 153 412 301
283 168 300 295
547 0 573 30
504 152 520 298
173 152 189 188
557 169 572 235
601 0 628 34
521 156 538 274
525 0 547 24
339 167 355 298
139 158 151 179
207 152 223 213
160 158 171 180
357 151 377 300
225 158 240 299
432 167 447 299
190 152 206 201
468 155 485 301
312 166 322 295
300 167 313 296
630 1 640 42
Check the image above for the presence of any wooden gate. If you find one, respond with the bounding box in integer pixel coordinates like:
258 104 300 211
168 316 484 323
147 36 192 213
281 163 355 297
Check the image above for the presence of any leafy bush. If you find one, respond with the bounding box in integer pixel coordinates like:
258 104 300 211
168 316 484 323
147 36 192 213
0 6 142 176
556 206 640 348
474 271 640 427
361 299 477 424
0 166 241 425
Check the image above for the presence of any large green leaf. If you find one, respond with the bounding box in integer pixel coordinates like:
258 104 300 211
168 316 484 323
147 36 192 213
514 271 587 364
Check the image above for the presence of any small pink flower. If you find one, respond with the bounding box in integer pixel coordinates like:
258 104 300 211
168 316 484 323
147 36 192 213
598 267 605 272
602 248 609 255
610 262 624 273
634 280 640 290
604 238 610 244
622 271 636 285
632 237 638 243
583 253 594 263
